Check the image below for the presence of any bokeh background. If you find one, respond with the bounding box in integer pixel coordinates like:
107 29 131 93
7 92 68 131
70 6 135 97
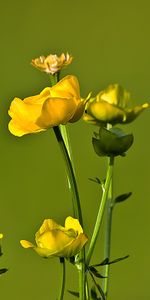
0 0 150 299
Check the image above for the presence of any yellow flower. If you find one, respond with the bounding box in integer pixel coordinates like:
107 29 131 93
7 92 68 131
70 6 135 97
20 217 88 258
83 84 149 125
8 75 85 137
31 53 73 74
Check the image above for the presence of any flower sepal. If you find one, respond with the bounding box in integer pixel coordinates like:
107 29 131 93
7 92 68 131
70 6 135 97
92 127 134 157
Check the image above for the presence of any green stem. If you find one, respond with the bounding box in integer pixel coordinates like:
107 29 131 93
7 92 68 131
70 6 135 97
53 126 85 300
60 125 76 217
102 156 114 298
50 71 85 299
49 73 59 86
58 258 66 300
78 252 86 300
85 274 90 300
53 126 83 225
86 156 114 266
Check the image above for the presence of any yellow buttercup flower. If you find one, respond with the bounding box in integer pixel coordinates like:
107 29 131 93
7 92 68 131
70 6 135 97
8 75 85 137
83 84 149 125
20 216 88 258
31 53 73 74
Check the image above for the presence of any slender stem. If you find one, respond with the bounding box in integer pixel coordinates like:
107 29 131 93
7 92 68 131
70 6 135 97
102 156 114 298
49 73 59 86
53 126 83 225
53 126 85 300
60 125 76 217
85 274 90 300
86 156 114 266
78 252 86 300
58 258 66 300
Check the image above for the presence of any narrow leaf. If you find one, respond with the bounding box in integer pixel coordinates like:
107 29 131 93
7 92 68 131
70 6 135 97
92 255 129 267
68 290 79 298
89 266 106 278
0 268 8 275
89 271 106 300
91 286 101 299
115 192 132 203
89 177 101 184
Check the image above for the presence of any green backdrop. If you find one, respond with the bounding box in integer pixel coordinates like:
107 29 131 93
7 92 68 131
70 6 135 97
0 0 150 299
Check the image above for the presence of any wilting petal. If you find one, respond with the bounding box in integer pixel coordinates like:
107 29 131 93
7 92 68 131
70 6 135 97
31 53 73 74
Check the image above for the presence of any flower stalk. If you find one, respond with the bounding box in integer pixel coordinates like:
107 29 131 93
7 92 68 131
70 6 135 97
53 126 83 225
86 156 114 266
102 156 114 298
58 258 66 300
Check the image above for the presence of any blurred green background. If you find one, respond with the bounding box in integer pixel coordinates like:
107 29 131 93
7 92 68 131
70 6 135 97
0 0 150 299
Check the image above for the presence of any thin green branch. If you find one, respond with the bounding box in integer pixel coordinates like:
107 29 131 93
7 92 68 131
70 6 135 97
102 156 114 298
59 125 76 217
53 126 83 225
86 156 114 266
53 126 85 300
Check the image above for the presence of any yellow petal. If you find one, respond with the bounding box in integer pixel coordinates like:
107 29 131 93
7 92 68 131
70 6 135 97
35 219 63 244
50 75 80 99
82 113 98 125
99 84 130 108
20 240 34 248
69 100 85 123
8 97 44 136
65 217 83 235
36 97 77 128
55 233 88 258
36 230 74 256
124 103 149 123
87 100 126 124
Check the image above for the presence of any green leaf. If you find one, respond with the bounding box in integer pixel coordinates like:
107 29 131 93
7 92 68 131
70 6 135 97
91 286 101 299
89 271 106 300
115 192 132 203
68 290 79 298
88 177 101 184
0 268 8 275
89 266 106 278
92 255 129 267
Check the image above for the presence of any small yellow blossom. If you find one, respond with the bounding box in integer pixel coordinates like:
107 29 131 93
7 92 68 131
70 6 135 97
20 217 88 258
8 75 85 137
31 53 73 74
83 84 149 125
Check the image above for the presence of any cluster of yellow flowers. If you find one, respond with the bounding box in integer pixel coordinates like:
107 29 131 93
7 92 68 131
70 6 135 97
7 52 149 258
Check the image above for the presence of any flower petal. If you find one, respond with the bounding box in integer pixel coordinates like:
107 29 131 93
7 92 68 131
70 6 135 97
20 240 34 248
8 97 44 136
36 97 77 128
65 217 83 235
55 233 88 258
50 75 80 99
87 100 126 124
124 103 149 123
